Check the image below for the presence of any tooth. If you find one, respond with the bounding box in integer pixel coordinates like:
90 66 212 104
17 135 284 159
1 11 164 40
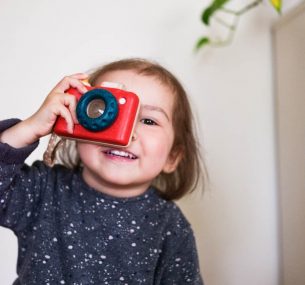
107 149 136 159
112 150 120 156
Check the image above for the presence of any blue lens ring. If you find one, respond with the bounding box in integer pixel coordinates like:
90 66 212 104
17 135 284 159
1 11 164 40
76 89 118 131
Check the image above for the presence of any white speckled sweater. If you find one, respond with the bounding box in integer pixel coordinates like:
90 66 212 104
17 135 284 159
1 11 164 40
0 119 203 285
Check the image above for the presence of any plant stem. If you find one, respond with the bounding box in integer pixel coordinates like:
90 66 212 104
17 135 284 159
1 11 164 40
220 0 263 16
214 16 236 30
198 0 264 49
236 0 263 16
210 16 239 47
214 0 262 46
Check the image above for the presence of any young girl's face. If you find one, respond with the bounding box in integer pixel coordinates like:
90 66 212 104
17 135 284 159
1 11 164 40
77 70 179 198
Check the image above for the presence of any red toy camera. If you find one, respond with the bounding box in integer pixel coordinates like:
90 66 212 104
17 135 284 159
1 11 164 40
53 82 140 147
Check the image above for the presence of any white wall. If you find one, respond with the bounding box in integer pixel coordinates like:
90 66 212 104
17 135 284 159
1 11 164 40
0 0 302 284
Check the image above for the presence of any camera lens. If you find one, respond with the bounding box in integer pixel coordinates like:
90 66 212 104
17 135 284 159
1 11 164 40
86 99 105 118
76 89 118 132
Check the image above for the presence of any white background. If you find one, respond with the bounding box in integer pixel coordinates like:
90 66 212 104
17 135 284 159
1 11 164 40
0 0 302 284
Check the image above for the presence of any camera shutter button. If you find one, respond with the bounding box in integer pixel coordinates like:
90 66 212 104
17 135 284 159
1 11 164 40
119 98 126 105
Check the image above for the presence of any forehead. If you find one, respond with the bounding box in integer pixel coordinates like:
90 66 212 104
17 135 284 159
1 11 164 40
95 70 175 116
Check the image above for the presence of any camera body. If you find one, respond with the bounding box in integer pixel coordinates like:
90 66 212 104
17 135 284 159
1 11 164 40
53 82 140 147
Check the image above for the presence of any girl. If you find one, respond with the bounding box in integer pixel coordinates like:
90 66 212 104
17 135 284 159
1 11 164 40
0 58 205 284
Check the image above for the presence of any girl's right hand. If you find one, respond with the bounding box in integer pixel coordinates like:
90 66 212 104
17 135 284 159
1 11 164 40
28 73 89 138
0 73 88 148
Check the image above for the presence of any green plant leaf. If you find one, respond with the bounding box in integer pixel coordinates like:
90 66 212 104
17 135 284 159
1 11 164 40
195 37 210 50
269 0 282 13
201 0 231 25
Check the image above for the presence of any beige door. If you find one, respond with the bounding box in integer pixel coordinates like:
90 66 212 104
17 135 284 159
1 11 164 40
273 3 305 285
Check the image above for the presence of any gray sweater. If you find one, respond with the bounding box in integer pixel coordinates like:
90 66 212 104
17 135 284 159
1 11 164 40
0 119 203 285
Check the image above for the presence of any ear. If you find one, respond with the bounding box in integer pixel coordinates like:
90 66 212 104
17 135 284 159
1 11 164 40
162 149 183 174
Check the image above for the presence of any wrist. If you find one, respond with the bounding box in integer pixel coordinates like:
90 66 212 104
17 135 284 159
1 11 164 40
23 117 43 142
0 119 40 148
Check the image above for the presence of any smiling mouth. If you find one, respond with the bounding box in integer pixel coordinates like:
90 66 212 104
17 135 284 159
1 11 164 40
103 149 138 160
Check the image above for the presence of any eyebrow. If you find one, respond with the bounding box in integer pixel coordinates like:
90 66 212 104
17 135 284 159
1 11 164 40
141 104 170 121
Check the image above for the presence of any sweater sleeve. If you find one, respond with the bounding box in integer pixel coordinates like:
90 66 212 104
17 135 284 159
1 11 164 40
0 119 39 164
0 119 46 233
158 229 204 285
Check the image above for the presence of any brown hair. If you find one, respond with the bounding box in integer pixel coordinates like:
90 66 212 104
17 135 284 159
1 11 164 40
50 58 207 200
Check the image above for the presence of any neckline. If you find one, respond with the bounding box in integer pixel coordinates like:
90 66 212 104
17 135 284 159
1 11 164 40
75 167 156 203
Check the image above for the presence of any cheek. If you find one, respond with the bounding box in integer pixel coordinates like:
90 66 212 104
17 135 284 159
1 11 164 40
77 143 88 157
77 143 98 162
144 132 174 160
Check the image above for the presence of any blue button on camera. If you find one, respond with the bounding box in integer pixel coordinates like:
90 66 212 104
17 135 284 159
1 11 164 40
76 89 119 132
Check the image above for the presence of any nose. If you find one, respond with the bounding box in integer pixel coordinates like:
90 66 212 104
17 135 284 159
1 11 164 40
132 131 138 141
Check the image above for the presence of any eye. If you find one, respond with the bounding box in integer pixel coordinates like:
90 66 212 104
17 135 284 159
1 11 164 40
140 118 157 126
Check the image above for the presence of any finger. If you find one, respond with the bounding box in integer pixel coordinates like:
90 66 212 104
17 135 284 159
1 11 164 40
62 94 79 124
55 105 74 134
69 73 89 80
67 77 89 95
55 75 88 94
